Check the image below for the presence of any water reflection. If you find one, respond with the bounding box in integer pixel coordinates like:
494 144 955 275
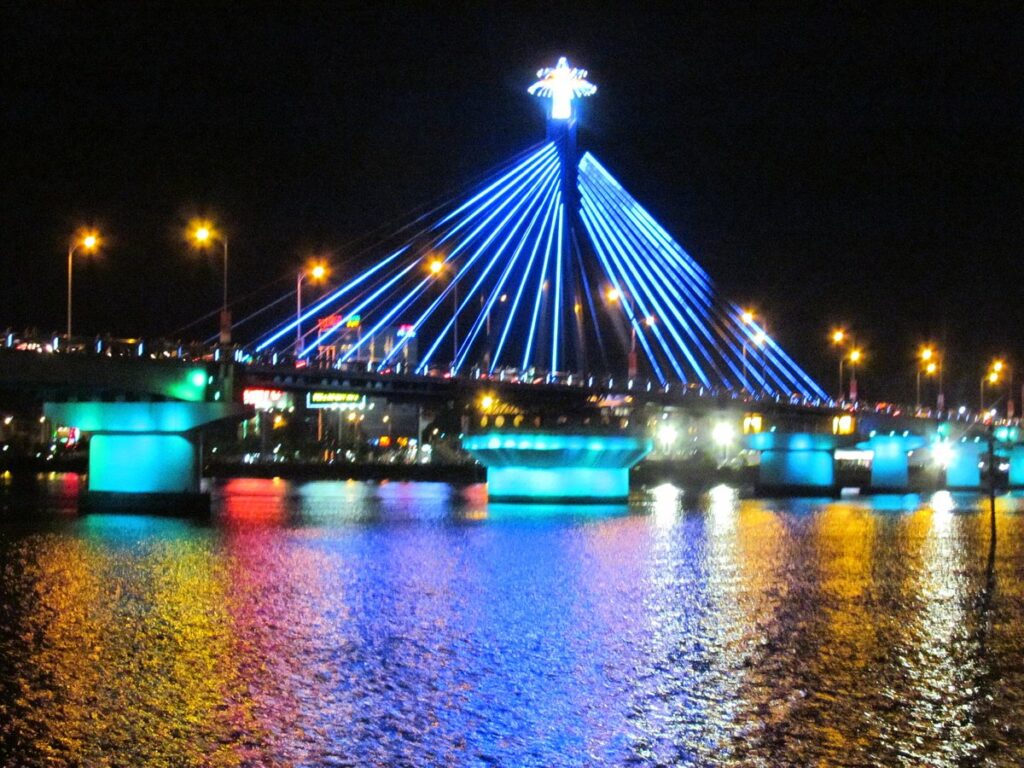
2 478 1024 764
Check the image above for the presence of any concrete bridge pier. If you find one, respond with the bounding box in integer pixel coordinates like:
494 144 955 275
745 432 840 495
1008 445 1024 489
462 431 652 503
856 433 927 492
44 401 250 513
945 440 985 490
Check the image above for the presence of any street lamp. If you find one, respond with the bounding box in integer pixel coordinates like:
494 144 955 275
66 229 101 338
427 257 459 365
741 310 754 391
981 359 1007 416
830 328 848 402
296 261 329 357
981 368 1000 415
606 287 637 378
188 219 230 344
916 345 937 412
848 347 863 404
741 309 769 395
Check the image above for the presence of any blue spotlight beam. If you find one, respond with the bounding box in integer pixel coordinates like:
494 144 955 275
551 200 565 374
454 171 560 372
580 175 732 385
579 204 667 385
521 189 561 372
312 151 559 363
254 246 408 352
490 179 561 373
416 160 560 372
582 188 713 385
578 151 826 399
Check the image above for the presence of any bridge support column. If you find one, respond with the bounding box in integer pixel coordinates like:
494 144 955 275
745 433 839 495
44 402 250 513
856 433 926 492
1007 445 1024 489
945 441 984 490
462 432 651 503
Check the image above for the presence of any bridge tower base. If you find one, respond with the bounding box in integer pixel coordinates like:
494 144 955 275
44 402 249 513
945 441 984 490
462 432 651 503
1009 445 1024 489
746 433 839 495
857 433 927 492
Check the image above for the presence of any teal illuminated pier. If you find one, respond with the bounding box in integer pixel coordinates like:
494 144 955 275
44 401 249 511
462 432 652 502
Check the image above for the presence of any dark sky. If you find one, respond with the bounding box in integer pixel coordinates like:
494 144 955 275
2 2 1021 405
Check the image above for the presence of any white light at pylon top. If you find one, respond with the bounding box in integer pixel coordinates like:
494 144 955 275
528 56 596 121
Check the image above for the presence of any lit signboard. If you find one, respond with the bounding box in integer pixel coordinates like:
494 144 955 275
345 315 361 328
317 314 342 331
397 324 416 338
832 414 856 435
306 391 366 410
243 388 292 411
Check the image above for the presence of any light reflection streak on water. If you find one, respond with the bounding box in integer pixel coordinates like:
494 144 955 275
4 476 1024 764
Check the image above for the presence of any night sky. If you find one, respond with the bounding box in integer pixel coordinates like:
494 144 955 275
2 2 1021 405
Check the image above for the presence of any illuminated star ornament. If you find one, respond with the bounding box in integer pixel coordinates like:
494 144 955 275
528 56 596 120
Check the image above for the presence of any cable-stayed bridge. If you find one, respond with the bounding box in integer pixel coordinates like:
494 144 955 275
251 57 827 404
10 57 1005 508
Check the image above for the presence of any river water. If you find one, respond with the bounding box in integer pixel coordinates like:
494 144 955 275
2 476 1024 766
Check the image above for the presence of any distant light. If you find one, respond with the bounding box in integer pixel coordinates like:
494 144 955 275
189 371 206 388
831 329 845 345
658 423 678 448
753 330 767 346
712 422 735 446
920 346 934 362
310 263 328 281
527 56 596 121
606 288 620 302
849 348 862 363
930 490 955 515
429 258 444 275
932 441 954 468
925 362 937 375
741 310 754 325
480 394 495 412
189 220 217 246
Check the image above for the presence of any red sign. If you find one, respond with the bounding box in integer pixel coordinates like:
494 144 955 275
317 314 342 331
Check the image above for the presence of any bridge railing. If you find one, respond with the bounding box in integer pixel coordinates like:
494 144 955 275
8 328 1020 428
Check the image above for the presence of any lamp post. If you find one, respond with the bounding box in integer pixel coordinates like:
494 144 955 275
296 261 329 357
189 220 230 344
428 257 459 366
916 346 936 412
831 329 847 402
741 310 754 391
849 347 862 404
66 230 100 339
606 287 637 378
981 359 1006 417
981 370 999 415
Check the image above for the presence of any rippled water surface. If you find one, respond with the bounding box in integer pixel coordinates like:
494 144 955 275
4 477 1024 766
